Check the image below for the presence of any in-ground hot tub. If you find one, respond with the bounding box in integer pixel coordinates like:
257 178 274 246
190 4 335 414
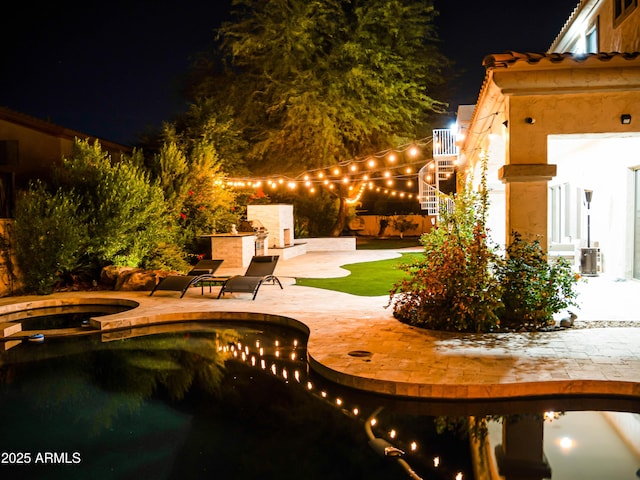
0 297 139 346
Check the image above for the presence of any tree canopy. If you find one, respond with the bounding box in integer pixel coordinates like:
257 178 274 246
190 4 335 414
184 0 449 234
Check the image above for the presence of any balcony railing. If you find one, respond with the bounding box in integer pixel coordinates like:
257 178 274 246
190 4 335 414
432 128 458 157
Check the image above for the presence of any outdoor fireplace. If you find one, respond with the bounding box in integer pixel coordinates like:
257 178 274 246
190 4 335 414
238 219 268 255
247 204 294 249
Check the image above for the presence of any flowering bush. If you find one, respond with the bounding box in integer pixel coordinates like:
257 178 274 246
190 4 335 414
389 178 503 332
390 159 579 333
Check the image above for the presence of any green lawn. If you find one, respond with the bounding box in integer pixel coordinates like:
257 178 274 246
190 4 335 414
294 252 422 296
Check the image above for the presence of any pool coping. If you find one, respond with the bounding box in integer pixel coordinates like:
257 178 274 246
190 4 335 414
1 293 639 402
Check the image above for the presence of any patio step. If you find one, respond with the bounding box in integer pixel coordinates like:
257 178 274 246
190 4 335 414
0 321 22 338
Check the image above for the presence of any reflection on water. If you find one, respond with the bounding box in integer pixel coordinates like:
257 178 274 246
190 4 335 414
0 323 471 480
0 321 638 480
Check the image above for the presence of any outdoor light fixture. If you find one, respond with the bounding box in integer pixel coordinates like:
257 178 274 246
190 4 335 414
584 189 593 247
502 120 509 128
621 114 632 124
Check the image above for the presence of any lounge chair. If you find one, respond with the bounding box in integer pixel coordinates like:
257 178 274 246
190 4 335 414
150 259 224 298
217 255 283 300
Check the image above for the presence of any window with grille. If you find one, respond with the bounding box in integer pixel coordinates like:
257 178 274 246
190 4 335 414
613 0 637 26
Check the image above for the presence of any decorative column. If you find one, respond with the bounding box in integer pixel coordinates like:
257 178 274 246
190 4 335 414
498 164 557 251
495 415 552 480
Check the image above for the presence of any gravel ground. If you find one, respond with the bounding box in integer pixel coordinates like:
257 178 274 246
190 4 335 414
573 320 640 329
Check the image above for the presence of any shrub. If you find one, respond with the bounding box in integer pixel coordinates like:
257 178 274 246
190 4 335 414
150 128 238 255
390 157 579 333
497 232 579 330
392 215 418 238
142 242 191 272
55 139 172 267
14 182 88 294
389 177 503 332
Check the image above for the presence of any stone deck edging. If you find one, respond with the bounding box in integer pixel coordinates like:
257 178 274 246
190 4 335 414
2 290 639 401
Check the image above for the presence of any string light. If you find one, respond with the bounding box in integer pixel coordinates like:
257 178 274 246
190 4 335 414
221 136 436 204
223 336 454 478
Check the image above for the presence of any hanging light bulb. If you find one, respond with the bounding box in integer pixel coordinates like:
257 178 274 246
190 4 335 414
408 146 419 156
388 153 396 162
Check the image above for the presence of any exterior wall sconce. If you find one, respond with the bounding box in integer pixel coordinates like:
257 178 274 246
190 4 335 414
525 117 535 124
621 114 631 124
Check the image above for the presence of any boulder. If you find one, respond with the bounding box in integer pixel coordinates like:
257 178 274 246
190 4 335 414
100 266 178 291
115 269 158 291
100 265 135 288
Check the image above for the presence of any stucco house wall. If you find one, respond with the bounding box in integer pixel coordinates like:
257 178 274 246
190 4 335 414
458 0 640 279
0 107 130 188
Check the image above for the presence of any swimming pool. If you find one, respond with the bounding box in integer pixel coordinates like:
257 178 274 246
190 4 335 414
0 322 475 479
0 320 638 480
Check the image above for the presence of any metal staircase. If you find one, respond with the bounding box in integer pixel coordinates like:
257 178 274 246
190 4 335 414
418 128 458 216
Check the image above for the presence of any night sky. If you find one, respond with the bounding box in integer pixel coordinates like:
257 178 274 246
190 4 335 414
1 0 579 146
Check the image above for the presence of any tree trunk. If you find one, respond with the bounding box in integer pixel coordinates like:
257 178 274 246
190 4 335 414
329 194 348 237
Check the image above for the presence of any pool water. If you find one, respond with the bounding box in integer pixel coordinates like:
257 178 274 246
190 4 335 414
0 323 473 480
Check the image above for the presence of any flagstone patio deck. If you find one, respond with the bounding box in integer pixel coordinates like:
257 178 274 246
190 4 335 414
2 248 639 401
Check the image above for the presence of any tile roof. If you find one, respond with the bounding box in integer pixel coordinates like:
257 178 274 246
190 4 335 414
0 105 132 151
548 0 586 51
482 51 640 69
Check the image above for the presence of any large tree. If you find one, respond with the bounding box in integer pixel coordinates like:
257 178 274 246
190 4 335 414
188 0 449 235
